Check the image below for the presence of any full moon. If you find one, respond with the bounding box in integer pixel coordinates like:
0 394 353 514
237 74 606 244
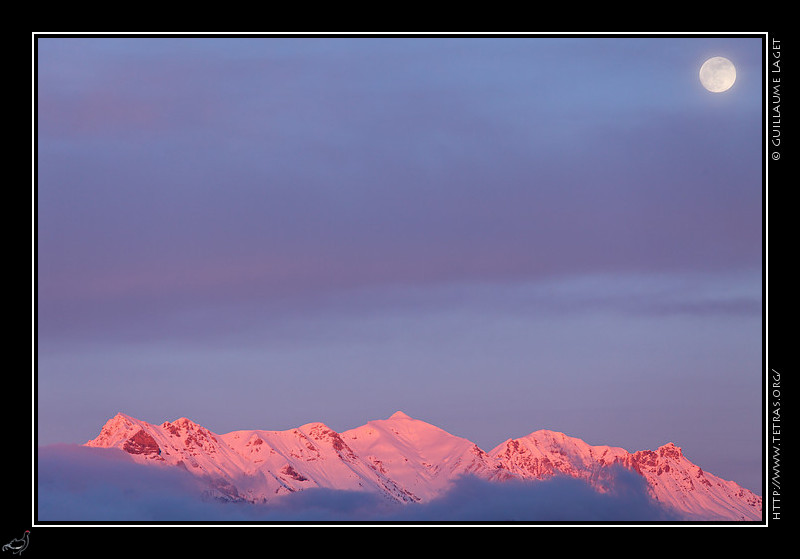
699 56 736 93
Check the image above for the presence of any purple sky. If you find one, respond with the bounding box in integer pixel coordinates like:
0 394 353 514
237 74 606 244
36 35 763 494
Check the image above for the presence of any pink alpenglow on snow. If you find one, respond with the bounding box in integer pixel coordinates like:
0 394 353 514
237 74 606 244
82 411 762 521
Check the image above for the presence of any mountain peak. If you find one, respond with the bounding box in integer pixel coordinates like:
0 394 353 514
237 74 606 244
300 421 334 432
108 412 138 426
86 413 146 447
172 417 201 428
98 412 143 431
657 442 683 460
388 411 413 420
160 416 207 436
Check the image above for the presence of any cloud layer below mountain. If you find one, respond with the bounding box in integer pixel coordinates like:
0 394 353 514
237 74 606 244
37 444 681 523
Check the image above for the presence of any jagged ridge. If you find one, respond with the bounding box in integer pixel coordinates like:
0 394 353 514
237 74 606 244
84 411 762 521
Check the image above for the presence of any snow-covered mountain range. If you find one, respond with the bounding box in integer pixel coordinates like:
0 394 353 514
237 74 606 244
84 411 761 521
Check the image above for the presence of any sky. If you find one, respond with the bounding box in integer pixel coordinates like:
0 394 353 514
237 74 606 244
35 34 764 497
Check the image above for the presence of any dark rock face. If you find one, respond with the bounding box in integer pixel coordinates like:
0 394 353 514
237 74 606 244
307 424 358 462
658 443 683 460
280 465 308 481
122 429 162 459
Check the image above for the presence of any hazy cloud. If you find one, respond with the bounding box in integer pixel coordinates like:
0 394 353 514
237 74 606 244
37 444 681 523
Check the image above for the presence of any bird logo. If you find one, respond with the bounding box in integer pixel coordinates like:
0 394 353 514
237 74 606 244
2 531 29 555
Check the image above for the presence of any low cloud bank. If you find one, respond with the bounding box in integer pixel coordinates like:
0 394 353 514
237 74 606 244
37 445 681 523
